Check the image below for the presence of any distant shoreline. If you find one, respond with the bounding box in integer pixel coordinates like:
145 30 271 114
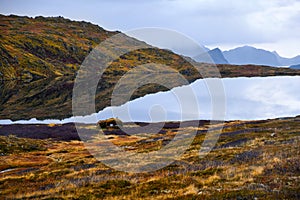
0 116 299 141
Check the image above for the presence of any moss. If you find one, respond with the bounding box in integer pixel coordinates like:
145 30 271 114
100 179 131 189
0 135 47 155
191 168 223 177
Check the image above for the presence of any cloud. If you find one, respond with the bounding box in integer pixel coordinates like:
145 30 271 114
246 0 300 41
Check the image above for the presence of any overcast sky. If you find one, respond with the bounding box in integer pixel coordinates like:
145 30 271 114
1 0 300 57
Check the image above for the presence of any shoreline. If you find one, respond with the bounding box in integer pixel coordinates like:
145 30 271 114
1 116 299 141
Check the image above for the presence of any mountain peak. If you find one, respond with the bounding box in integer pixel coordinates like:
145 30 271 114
223 46 280 66
193 47 228 64
211 47 222 52
242 45 255 49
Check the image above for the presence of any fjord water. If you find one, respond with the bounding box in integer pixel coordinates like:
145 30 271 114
95 76 300 122
1 76 300 124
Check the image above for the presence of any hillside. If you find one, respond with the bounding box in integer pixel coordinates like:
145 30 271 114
0 14 119 80
1 15 300 120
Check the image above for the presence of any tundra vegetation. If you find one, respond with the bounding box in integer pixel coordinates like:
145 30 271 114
1 14 300 121
0 116 299 199
97 118 123 129
1 14 300 199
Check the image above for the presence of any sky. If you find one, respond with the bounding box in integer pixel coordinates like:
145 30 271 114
1 0 300 58
1 76 300 124
84 76 300 122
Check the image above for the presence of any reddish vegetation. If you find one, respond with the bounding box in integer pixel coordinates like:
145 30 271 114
0 117 299 199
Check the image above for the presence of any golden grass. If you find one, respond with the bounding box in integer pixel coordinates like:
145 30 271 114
0 117 300 199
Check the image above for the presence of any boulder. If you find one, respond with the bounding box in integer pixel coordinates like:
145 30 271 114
97 118 123 129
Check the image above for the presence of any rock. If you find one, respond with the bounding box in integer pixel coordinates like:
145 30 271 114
97 118 123 129
162 189 171 194
270 133 276 137
247 183 269 191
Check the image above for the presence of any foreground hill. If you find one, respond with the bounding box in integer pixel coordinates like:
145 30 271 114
1 15 300 120
0 116 299 199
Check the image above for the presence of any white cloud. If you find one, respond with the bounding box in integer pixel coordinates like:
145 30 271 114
246 0 300 41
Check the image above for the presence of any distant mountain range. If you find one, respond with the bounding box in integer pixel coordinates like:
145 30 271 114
290 64 300 69
194 48 228 64
194 45 300 68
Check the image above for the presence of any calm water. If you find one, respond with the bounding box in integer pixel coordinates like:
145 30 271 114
1 76 300 124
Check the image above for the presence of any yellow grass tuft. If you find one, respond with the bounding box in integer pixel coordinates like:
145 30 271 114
184 184 199 195
48 123 56 127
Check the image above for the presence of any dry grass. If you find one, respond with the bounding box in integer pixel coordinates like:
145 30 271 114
0 117 300 199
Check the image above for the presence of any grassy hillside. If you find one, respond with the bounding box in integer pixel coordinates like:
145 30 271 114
0 14 117 80
1 14 300 120
0 116 299 199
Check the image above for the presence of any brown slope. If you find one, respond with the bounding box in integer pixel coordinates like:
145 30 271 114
1 15 300 120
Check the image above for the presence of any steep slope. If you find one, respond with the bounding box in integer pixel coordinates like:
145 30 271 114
273 51 300 66
0 15 204 120
0 14 119 80
223 46 280 66
1 15 300 120
194 48 228 64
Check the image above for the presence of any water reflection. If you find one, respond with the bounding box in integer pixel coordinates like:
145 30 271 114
1 76 299 124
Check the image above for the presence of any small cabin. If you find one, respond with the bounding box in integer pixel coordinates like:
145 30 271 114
97 118 123 129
